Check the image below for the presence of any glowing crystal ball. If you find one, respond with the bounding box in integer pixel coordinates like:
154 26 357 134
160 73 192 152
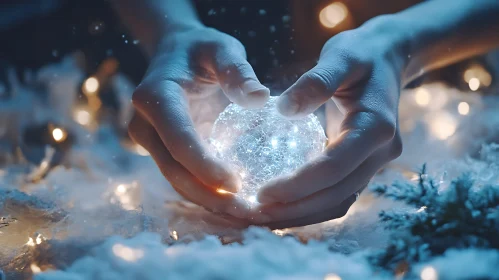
209 97 327 204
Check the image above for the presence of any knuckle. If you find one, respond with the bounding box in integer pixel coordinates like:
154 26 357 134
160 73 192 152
301 70 334 93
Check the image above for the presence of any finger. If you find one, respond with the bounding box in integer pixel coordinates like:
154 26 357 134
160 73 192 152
259 94 397 204
128 113 250 218
254 149 391 224
211 43 270 108
132 79 240 193
261 195 357 229
276 53 365 118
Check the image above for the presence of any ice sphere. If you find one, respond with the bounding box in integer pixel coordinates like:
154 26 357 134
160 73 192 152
209 97 327 204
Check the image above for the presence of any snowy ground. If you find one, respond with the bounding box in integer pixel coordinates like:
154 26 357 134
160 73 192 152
1 81 499 279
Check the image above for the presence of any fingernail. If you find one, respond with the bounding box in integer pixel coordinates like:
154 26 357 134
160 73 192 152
241 80 268 95
276 95 299 116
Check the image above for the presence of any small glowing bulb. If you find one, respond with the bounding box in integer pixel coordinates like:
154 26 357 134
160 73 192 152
457 102 470 115
83 77 99 95
116 184 127 194
420 266 438 280
74 109 92 125
52 128 67 142
171 230 178 240
272 229 286 236
319 2 348 29
324 273 342 280
289 141 297 148
469 77 480 91
415 88 431 106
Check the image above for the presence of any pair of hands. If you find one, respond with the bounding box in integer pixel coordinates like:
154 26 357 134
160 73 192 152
128 20 403 229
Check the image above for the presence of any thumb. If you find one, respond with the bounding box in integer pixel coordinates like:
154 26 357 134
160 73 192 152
276 63 349 118
213 46 270 108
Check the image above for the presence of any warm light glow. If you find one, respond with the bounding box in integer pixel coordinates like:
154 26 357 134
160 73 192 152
469 77 480 91
429 113 457 140
52 127 67 142
463 64 492 86
319 2 348 29
35 233 44 245
457 102 470 115
116 184 127 194
83 77 100 95
171 230 178 240
420 266 438 280
30 263 42 274
216 188 232 194
112 243 144 262
272 229 286 236
74 109 92 125
26 237 35 246
415 88 431 106
324 273 342 280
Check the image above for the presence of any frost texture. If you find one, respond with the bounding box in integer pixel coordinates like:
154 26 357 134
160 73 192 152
209 97 327 202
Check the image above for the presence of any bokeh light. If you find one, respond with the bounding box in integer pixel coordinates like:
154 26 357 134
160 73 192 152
83 77 99 95
52 127 67 142
457 102 470 115
319 2 348 29
415 88 431 107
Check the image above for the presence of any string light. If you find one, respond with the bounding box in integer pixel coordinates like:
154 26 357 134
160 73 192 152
319 2 349 29
51 127 67 142
420 266 438 280
417 206 427 213
415 88 431 107
171 230 178 241
463 64 492 87
83 77 99 95
457 102 470 115
26 237 35 246
468 78 480 91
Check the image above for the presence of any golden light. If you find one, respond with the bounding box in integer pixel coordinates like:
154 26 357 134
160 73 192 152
429 113 457 140
457 102 470 115
35 233 44 245
319 2 348 29
216 188 232 194
468 77 480 91
112 243 144 262
74 109 92 126
83 77 99 95
52 127 67 142
30 263 42 274
463 64 492 86
415 88 431 107
324 273 342 280
420 266 438 280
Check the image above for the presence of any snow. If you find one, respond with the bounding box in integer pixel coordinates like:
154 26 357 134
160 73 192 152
1 55 499 279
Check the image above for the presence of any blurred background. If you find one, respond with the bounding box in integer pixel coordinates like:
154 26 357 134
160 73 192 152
0 0 498 175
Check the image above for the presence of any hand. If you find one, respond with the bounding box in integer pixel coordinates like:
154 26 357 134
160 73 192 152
128 26 269 219
254 18 405 228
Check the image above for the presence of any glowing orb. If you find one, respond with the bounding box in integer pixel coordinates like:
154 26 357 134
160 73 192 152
209 97 327 204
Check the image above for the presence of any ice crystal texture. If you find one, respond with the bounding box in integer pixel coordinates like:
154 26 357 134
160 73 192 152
209 97 327 203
